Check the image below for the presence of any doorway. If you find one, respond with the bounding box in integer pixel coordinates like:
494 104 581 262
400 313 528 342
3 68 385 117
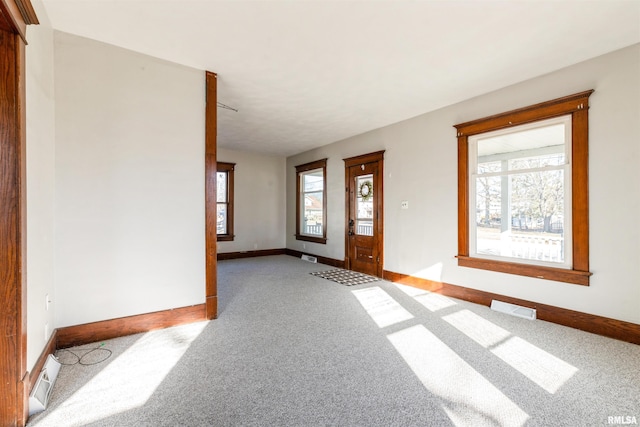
344 151 384 277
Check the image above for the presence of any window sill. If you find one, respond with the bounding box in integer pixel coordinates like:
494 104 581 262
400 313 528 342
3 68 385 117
217 235 234 242
295 234 327 244
456 255 591 286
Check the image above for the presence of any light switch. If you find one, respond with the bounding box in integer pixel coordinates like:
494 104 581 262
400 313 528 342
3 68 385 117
401 201 409 210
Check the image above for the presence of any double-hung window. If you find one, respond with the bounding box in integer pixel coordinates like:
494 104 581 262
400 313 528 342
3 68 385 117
295 159 327 244
455 91 593 285
216 162 235 241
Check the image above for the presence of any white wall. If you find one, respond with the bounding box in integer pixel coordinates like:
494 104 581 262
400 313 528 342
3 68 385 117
26 0 56 370
287 44 640 325
217 148 286 253
54 32 206 327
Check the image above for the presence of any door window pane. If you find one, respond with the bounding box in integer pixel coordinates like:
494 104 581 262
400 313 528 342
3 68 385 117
356 174 374 236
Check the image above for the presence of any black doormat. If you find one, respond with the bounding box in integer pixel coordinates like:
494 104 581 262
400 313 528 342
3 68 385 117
310 269 380 286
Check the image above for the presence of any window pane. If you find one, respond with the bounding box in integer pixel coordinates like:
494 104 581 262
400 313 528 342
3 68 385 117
217 172 227 203
217 203 227 235
475 170 565 264
303 170 323 192
477 121 566 174
509 153 565 170
302 191 323 235
474 175 502 229
477 160 501 175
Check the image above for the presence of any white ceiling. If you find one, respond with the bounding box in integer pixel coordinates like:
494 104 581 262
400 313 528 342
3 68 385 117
40 0 640 157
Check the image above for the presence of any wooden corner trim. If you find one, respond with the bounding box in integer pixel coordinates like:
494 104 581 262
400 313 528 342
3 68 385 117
206 297 217 321
205 70 218 320
56 304 207 349
383 269 640 346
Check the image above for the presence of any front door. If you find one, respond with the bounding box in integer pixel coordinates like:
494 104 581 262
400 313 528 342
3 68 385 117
344 151 384 277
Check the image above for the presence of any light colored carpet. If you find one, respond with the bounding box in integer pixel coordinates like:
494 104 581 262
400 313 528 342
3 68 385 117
27 255 640 426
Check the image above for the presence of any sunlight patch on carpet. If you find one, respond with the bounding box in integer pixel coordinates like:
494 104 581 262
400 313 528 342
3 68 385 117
492 336 578 394
33 321 208 426
352 286 414 328
393 282 458 312
414 292 458 312
388 324 529 427
393 282 429 297
443 309 511 348
443 309 578 394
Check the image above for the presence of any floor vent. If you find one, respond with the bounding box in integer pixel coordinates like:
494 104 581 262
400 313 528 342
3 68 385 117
301 254 317 263
29 354 62 416
491 300 536 320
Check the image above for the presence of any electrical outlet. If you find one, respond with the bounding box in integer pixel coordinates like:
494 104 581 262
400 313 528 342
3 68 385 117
401 200 409 210
253 243 258 250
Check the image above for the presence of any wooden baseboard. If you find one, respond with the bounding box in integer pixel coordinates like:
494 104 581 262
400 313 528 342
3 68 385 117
285 249 345 268
383 270 640 345
217 248 286 260
216 247 344 269
56 304 207 349
29 329 58 393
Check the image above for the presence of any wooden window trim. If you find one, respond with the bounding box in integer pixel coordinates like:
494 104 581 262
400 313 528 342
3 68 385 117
216 162 235 242
295 158 327 244
454 90 594 286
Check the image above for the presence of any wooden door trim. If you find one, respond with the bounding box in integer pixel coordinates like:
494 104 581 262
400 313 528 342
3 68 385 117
343 151 384 276
343 150 386 168
205 71 218 320
0 1 37 425
0 0 37 42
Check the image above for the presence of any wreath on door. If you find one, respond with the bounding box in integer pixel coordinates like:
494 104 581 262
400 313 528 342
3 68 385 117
359 180 373 201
